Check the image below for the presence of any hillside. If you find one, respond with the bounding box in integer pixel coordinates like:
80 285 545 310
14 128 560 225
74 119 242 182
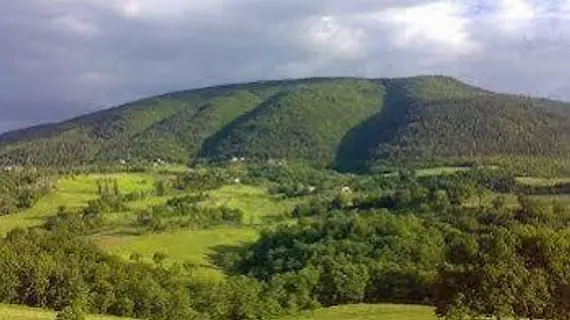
1 76 570 171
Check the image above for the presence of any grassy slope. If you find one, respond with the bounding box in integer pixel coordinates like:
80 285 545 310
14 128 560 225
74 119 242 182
0 170 296 280
0 304 130 320
278 304 436 320
0 173 158 236
97 184 298 280
0 304 435 320
98 227 258 280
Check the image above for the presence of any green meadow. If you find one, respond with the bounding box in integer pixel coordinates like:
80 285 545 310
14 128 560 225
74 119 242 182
0 304 131 320
97 226 259 280
0 169 298 280
4 165 570 319
0 303 435 320
277 304 436 320
0 172 161 236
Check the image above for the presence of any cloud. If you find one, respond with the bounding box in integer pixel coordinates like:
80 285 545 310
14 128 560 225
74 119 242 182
300 15 365 58
103 0 226 21
52 14 100 36
2 0 570 132
374 1 479 54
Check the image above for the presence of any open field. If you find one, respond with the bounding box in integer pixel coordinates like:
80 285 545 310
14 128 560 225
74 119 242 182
278 304 436 320
516 176 570 186
0 303 435 320
0 172 163 236
97 226 258 280
0 304 130 320
382 166 471 178
0 169 297 280
97 183 296 279
203 184 298 223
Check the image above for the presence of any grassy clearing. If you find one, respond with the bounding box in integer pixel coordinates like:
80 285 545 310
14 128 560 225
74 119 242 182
0 169 294 281
0 172 161 236
0 304 129 320
95 184 297 280
415 167 471 177
516 176 570 186
277 304 436 320
203 184 298 223
96 226 258 280
383 167 470 178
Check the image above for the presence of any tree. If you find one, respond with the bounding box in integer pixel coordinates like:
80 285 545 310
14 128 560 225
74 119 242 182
153 252 168 266
113 180 121 196
56 303 86 320
129 252 143 262
16 188 36 209
154 180 167 196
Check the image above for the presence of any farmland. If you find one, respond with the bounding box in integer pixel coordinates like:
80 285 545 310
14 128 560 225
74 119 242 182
2 163 570 319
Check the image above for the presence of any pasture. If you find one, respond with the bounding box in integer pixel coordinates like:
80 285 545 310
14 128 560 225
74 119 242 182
278 304 436 320
97 226 258 280
0 304 130 320
0 169 296 280
0 303 436 320
0 172 161 236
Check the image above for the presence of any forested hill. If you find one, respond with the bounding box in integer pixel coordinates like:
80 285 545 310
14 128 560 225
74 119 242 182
1 76 570 171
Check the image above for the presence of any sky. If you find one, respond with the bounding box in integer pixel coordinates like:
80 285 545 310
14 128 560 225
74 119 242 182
2 0 570 133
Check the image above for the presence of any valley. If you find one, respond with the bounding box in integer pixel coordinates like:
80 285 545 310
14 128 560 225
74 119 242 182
2 77 570 319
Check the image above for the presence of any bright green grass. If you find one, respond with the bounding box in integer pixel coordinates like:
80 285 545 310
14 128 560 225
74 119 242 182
0 304 129 320
516 176 570 187
278 304 436 320
0 172 296 281
63 173 158 194
383 167 470 178
96 184 295 280
203 184 298 223
415 167 471 177
0 173 161 236
97 226 258 280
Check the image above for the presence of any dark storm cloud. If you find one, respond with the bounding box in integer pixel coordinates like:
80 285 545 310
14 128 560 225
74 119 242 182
1 0 570 132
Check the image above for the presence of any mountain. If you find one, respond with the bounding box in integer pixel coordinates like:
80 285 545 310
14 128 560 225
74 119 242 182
1 76 570 171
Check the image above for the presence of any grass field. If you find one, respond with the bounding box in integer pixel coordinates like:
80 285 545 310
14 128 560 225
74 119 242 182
97 183 296 280
0 172 162 236
97 226 259 279
0 169 296 280
0 304 435 320
0 304 130 320
383 166 471 178
203 184 298 223
278 304 436 320
516 176 570 186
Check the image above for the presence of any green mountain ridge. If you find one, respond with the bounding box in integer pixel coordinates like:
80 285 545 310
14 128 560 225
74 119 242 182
1 76 570 171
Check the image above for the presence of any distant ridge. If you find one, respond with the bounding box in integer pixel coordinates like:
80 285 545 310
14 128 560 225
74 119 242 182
2 76 570 172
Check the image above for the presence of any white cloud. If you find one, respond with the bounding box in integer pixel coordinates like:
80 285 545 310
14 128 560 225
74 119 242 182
6 0 570 132
106 0 225 21
52 14 99 36
563 0 570 16
300 15 365 58
373 1 479 55
491 0 538 34
499 0 536 20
